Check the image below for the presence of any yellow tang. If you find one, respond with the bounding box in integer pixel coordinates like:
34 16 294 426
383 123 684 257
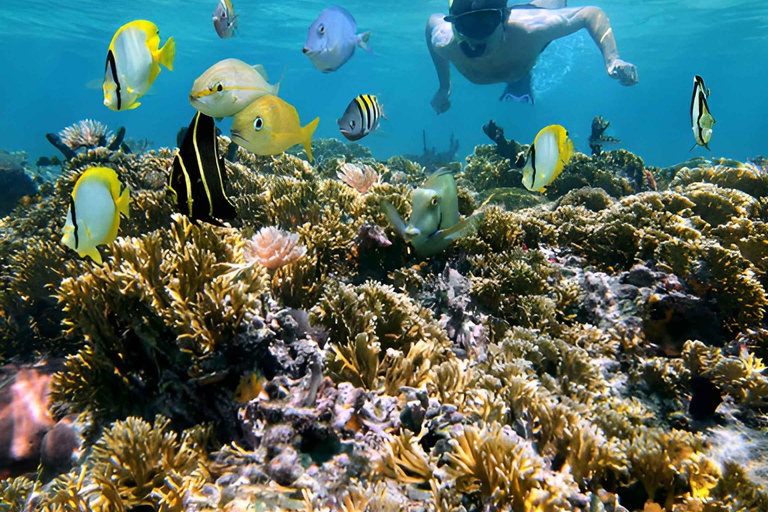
61 167 131 264
230 94 320 162
103 20 175 111
522 124 574 192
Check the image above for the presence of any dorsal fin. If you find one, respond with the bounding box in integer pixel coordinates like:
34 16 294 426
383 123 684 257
252 64 268 81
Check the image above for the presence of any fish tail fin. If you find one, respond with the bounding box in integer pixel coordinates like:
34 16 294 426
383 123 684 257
158 37 176 71
85 248 103 265
358 32 372 53
117 185 131 219
302 117 320 163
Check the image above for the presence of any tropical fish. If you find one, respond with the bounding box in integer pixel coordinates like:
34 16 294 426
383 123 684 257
189 59 282 119
61 167 130 264
338 94 384 141
168 112 237 224
381 169 484 257
213 0 238 39
690 75 715 151
522 124 574 192
234 372 266 404
230 95 320 162
103 20 175 111
303 6 371 73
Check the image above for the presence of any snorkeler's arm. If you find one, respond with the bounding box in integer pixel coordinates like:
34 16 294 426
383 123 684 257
426 14 452 114
547 7 638 86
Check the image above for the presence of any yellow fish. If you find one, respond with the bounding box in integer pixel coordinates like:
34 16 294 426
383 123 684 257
234 373 266 404
522 124 574 192
230 95 319 162
103 20 175 111
61 167 130 264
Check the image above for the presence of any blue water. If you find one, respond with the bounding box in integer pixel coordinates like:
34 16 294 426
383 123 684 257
1 0 766 166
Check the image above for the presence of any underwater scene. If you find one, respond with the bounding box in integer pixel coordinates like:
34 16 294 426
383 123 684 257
2 0 768 510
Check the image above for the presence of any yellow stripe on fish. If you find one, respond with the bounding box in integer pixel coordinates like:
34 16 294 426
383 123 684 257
338 94 383 141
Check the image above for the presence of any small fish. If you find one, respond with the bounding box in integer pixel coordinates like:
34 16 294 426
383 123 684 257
303 6 371 73
103 20 175 111
522 124 574 192
230 95 320 162
234 372 266 404
338 94 384 141
168 112 237 225
381 169 483 257
190 59 282 119
61 167 130 264
690 75 715 151
213 0 238 39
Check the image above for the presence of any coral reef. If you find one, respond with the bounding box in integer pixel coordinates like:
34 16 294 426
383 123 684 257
402 130 460 172
482 119 525 165
3 132 768 512
336 162 380 194
588 116 621 157
0 150 37 217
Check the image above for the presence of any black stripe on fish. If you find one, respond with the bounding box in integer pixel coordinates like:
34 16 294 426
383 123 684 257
168 112 237 224
530 144 537 187
355 96 370 134
362 95 377 132
69 196 80 249
106 50 122 111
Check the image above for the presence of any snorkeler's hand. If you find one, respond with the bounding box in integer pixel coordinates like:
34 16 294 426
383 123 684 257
431 88 451 114
608 59 638 86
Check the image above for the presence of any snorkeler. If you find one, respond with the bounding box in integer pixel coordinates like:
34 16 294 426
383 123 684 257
427 0 638 112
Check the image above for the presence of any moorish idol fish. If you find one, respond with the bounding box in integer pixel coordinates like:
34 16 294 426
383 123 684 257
381 168 484 257
522 124 574 193
168 112 237 225
103 20 175 112
338 94 385 141
690 75 715 151
61 167 130 264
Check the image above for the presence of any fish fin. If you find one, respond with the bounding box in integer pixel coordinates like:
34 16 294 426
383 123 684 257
126 101 141 110
274 64 287 97
381 201 407 238
422 168 454 189
436 212 484 242
252 64 268 81
688 142 699 153
85 78 102 90
117 185 131 219
358 32 372 53
216 117 223 122
302 117 320 163
157 37 176 71
84 247 103 265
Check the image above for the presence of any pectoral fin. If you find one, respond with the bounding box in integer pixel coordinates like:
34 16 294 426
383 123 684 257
381 201 407 238
434 211 484 242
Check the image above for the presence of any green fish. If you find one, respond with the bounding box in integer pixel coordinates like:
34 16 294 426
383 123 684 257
381 168 483 257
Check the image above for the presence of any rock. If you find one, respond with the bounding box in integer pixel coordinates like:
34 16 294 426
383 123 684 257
623 265 656 288
0 150 36 217
265 445 303 486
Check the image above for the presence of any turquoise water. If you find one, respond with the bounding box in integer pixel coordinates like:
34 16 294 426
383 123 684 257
1 0 766 166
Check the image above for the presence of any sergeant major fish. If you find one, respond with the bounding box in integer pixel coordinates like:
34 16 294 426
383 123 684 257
690 75 715 151
103 20 175 111
381 169 484 257
230 95 320 162
61 167 130 264
213 0 238 39
190 58 282 119
168 112 238 225
338 94 384 141
522 124 574 193
303 6 371 73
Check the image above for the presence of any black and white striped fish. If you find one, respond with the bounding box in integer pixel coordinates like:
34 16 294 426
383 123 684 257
337 94 385 141
168 112 237 225
690 75 715 151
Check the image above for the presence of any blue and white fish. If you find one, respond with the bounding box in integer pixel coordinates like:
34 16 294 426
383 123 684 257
213 0 238 39
303 6 371 73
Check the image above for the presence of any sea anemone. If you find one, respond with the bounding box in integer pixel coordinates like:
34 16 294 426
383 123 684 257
245 226 307 270
337 163 379 194
58 120 113 150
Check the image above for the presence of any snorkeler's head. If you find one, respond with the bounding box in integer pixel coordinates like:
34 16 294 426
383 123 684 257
445 0 508 40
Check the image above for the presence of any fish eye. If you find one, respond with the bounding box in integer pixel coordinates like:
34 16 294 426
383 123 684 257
217 84 223 92
319 24 325 34
431 197 438 206
253 117 264 131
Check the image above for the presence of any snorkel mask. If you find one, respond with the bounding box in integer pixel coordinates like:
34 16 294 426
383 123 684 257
444 0 507 40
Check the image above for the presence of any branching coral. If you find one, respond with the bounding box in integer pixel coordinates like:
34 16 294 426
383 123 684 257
58 120 114 151
337 162 380 194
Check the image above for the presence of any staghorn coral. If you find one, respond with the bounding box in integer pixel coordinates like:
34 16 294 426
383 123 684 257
337 162 380 194
0 476 34 512
245 226 307 270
